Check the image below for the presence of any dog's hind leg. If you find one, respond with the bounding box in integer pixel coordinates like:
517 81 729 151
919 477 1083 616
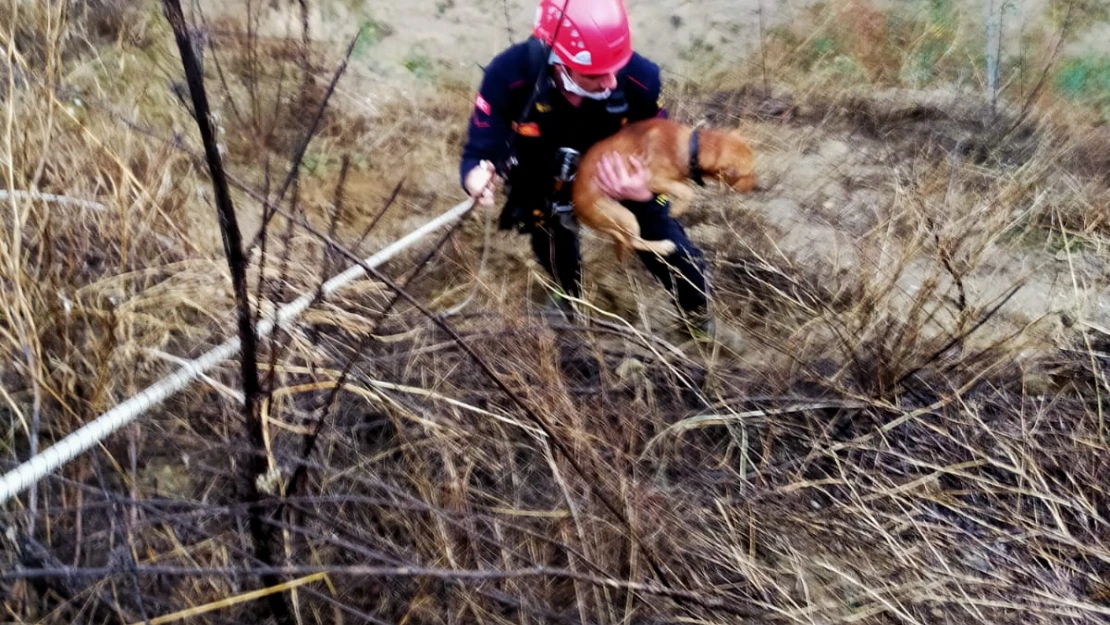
609 230 675 259
649 179 697 217
596 198 678 256
628 237 677 256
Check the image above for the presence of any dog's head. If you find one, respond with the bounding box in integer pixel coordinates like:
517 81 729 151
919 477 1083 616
705 129 756 193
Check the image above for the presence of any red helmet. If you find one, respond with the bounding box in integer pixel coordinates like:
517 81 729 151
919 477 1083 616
532 0 633 75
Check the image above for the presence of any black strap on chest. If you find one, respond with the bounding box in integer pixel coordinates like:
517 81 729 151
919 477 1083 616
689 127 705 187
517 38 555 125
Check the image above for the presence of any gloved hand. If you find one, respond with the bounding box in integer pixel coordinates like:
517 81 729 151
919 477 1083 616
464 160 499 207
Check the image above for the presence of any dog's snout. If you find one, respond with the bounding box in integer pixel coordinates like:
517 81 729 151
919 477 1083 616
729 174 756 193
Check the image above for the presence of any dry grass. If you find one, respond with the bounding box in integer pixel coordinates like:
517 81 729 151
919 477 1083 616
0 1 1108 624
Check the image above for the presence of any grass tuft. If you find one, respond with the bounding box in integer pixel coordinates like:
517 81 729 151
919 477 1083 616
0 1 1108 624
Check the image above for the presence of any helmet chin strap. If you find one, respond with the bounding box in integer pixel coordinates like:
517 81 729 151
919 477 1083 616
552 61 612 100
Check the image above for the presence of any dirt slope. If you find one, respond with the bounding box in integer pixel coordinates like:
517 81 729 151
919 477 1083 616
191 0 1110 347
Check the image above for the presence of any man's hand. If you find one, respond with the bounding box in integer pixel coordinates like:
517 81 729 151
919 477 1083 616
595 152 654 203
464 160 499 207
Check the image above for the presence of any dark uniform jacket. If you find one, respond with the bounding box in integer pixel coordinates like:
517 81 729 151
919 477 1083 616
459 37 668 231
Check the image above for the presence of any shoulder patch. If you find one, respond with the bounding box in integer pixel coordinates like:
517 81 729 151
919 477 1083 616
475 94 492 115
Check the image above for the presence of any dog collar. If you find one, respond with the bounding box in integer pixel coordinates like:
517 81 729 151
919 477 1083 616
689 127 705 187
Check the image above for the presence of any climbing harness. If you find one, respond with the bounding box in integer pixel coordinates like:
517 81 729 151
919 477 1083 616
550 146 580 232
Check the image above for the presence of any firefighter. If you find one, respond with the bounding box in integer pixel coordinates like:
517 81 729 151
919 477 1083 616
459 0 710 335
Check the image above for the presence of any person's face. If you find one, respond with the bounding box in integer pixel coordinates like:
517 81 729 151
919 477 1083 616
564 66 619 94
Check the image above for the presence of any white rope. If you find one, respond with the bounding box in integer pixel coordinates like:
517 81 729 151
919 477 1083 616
0 197 476 505
0 189 108 212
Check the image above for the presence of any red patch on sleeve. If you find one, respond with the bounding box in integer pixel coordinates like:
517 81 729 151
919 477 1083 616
475 94 492 115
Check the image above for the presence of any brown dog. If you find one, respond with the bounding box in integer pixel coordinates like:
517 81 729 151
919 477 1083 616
572 118 755 260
